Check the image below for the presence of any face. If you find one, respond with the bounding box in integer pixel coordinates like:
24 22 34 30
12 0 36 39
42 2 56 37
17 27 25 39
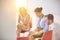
19 8 27 16
35 12 42 17
45 17 53 25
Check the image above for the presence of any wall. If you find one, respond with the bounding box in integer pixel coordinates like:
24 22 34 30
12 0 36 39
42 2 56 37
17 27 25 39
27 0 60 14
0 0 17 40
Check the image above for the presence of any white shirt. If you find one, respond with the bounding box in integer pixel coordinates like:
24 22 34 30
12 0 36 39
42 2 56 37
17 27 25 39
49 23 55 40
49 23 54 30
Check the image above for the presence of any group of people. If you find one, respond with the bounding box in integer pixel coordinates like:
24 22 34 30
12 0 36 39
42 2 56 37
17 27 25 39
16 7 55 40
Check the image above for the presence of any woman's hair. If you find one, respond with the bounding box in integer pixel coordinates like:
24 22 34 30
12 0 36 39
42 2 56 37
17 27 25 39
18 7 27 13
34 7 43 12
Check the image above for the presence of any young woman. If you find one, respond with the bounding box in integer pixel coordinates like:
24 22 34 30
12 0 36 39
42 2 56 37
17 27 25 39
17 7 31 38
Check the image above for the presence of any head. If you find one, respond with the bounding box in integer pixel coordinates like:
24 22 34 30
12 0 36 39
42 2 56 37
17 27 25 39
45 14 54 25
19 7 27 16
34 7 43 17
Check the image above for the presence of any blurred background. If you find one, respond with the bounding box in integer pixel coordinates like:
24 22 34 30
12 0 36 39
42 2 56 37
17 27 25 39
0 0 60 40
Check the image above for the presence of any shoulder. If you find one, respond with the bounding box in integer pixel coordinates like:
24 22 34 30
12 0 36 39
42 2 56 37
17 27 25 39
49 23 55 30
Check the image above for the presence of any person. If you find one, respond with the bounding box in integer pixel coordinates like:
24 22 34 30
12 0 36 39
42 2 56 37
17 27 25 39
17 7 31 38
45 14 56 40
29 7 48 40
45 14 54 31
45 14 60 40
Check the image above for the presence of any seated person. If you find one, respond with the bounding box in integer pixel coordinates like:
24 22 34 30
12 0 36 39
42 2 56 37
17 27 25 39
17 7 31 38
45 14 54 31
28 7 48 40
45 14 57 40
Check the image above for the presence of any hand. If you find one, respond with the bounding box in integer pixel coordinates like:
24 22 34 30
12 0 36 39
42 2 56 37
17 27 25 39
17 23 22 29
33 30 43 35
38 31 42 35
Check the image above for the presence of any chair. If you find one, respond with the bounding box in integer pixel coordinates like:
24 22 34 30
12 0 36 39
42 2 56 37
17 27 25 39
17 37 28 40
42 30 53 40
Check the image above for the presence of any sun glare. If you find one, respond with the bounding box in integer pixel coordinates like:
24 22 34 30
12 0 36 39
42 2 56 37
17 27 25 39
16 0 27 25
16 0 27 8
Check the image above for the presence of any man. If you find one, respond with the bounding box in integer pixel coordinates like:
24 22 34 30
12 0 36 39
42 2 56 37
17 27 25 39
45 14 55 40
29 7 48 40
45 14 54 31
45 14 60 40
